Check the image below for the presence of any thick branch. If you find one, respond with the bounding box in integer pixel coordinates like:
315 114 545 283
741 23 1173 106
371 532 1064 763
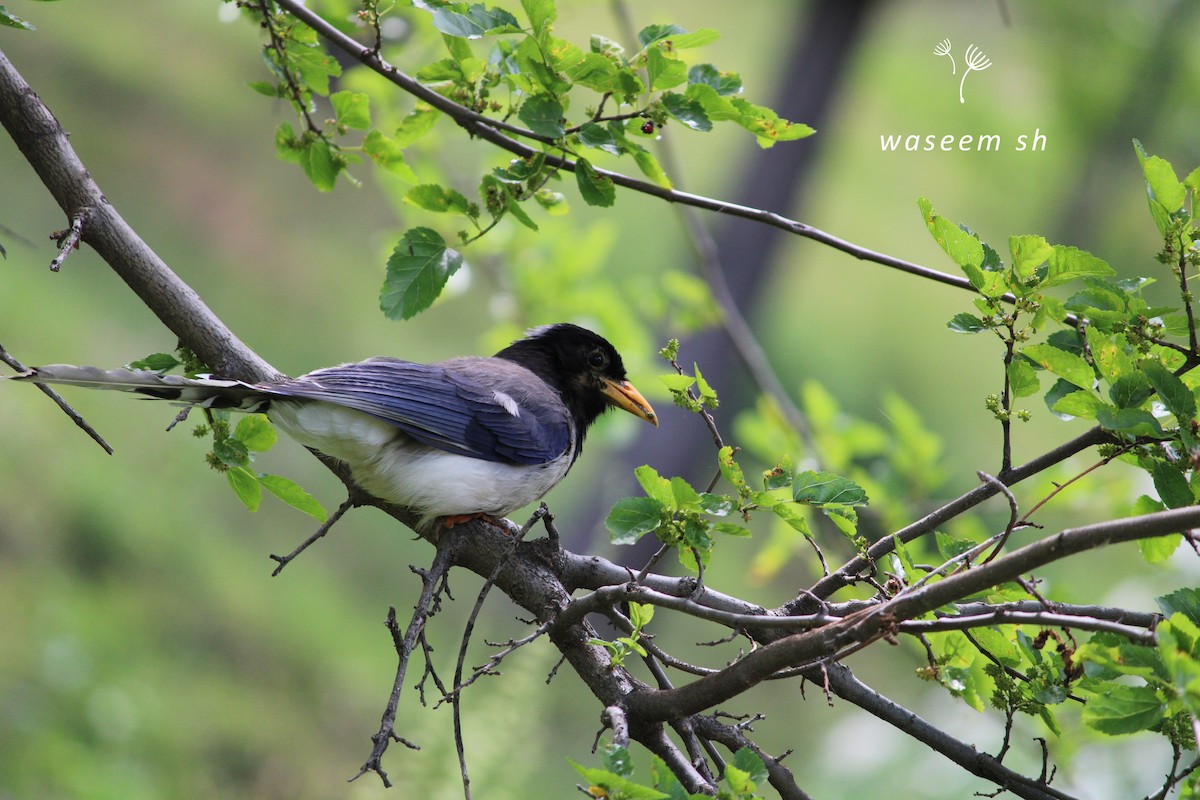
625 504 1200 724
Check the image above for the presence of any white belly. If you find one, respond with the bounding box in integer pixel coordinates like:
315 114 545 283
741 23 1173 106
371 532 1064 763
269 401 572 526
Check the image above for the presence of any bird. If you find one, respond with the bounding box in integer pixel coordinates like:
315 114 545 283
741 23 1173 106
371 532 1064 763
12 323 658 529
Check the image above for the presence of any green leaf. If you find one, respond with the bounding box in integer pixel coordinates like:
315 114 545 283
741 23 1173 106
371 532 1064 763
0 4 34 29
257 474 327 521
227 466 262 512
393 105 441 147
1136 495 1179 562
637 23 686 48
687 63 742 95
577 122 621 154
918 198 984 271
284 40 341 95
605 497 665 545
431 4 521 38
660 91 712 132
128 353 182 372
213 437 249 468
380 227 465 320
1143 359 1197 422
1158 588 1200 626
1009 234 1053 281
518 93 565 139
718 446 748 493
731 748 769 787
631 148 672 189
1085 327 1135 384
1042 245 1115 288
635 464 675 509
233 414 277 452
793 471 869 506
1022 344 1094 390
405 183 472 214
1051 389 1104 420
574 157 616 207
1007 358 1040 398
646 46 687 91
1134 139 1187 234
1081 683 1164 735
1150 459 1193 509
729 97 814 148
362 130 418 181
1095 406 1165 437
330 90 370 130
1108 371 1152 409
666 28 719 50
520 0 555 38
947 312 988 333
569 760 669 800
628 601 654 629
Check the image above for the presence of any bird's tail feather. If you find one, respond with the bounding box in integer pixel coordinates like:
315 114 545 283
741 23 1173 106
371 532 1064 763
11 365 272 411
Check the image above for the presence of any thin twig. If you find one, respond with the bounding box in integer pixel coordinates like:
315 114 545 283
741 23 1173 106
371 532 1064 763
269 493 358 575
351 537 462 786
49 209 87 271
1 344 113 454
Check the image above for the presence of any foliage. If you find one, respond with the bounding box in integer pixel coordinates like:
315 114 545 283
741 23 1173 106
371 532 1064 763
6 1 1200 799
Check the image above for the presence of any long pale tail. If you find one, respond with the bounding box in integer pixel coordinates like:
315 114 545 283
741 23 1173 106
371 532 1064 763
11 365 273 411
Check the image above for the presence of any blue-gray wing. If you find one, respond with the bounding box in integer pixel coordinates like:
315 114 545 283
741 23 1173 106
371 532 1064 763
257 358 570 465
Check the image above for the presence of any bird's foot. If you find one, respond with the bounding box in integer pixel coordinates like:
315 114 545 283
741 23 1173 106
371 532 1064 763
440 512 507 531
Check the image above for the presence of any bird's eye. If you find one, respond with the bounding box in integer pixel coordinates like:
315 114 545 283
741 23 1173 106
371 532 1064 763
587 350 606 369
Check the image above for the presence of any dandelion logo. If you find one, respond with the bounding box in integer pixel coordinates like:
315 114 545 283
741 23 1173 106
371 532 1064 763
934 38 955 74
932 40 991 103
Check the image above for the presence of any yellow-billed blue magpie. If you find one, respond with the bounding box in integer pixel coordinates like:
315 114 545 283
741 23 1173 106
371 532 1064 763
13 324 657 527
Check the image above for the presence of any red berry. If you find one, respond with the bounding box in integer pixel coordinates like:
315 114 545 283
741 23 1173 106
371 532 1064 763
641 121 654 134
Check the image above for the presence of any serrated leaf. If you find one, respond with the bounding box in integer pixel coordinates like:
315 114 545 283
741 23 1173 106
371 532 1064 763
793 470 868 506
718 446 747 491
947 312 988 333
605 496 664 545
128 353 182 372
1007 358 1040 398
660 91 712 132
1158 588 1200 626
687 63 742 95
1022 344 1094 390
918 198 984 271
431 4 521 38
0 5 35 30
631 148 672 189
393 105 440 147
233 414 277 452
517 93 564 139
577 122 621 155
1095 406 1165 438
363 130 418 181
1085 327 1134 384
1108 372 1152 409
569 760 669 800
213 437 249 468
1051 389 1104 420
330 90 370 130
227 466 262 512
1009 234 1053 281
1081 683 1164 735
575 157 616 207
646 46 687 91
1042 245 1115 288
637 23 686 48
520 0 555 38
1150 459 1193 509
1143 359 1196 422
729 97 814 148
257 474 327 521
380 227 464 320
635 464 675 509
405 183 472 214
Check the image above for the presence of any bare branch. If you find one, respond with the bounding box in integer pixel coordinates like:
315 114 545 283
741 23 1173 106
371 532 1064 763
0 343 113 454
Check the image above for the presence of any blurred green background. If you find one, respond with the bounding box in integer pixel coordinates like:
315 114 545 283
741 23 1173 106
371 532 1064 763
2 2 1199 798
